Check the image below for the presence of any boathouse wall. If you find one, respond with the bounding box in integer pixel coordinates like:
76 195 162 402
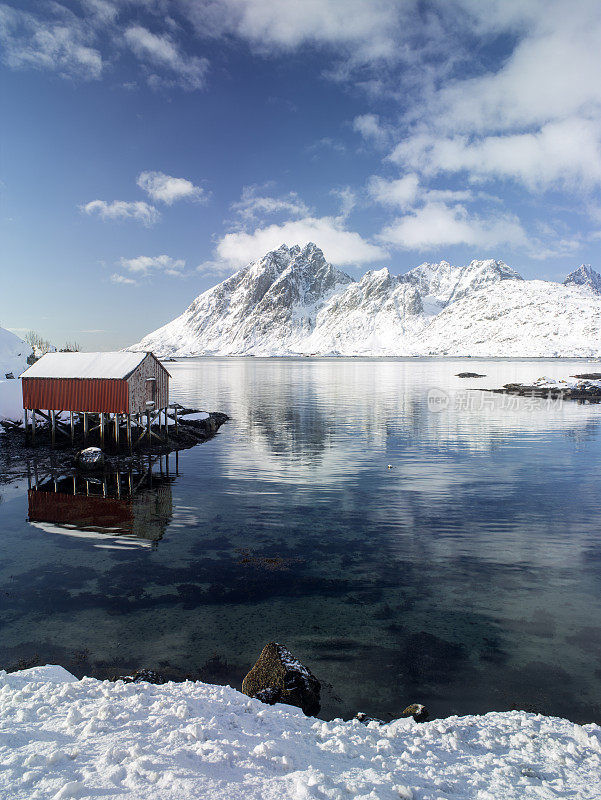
127 353 169 414
22 377 129 413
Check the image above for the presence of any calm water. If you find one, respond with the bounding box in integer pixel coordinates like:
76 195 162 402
1 357 601 723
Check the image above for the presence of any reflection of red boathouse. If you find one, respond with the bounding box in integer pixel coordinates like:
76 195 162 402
27 464 175 548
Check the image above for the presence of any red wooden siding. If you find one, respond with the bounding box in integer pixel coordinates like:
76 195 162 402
22 377 129 413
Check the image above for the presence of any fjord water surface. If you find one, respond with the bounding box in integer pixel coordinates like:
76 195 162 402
1 358 601 723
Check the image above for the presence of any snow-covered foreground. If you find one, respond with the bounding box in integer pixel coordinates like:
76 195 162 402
1 666 600 800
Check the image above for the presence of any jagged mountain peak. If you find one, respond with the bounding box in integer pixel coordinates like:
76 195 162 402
564 264 601 294
129 246 601 357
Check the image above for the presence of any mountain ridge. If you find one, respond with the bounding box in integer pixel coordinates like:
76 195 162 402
129 244 601 358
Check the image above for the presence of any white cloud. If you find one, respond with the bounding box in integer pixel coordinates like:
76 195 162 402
378 202 528 251
216 216 388 268
367 174 476 211
188 0 402 61
306 137 346 155
82 200 160 226
352 113 388 146
124 25 208 90
367 174 420 209
137 171 206 205
383 1 601 203
231 186 310 222
433 1 601 135
391 118 601 192
110 273 136 285
0 4 102 80
330 186 356 219
119 254 187 276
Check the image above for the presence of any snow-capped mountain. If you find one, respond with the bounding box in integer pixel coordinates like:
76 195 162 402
563 264 601 294
130 244 601 358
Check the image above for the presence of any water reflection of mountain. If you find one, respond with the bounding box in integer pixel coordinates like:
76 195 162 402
27 459 175 550
172 358 601 483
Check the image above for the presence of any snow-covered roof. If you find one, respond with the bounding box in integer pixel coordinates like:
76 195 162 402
21 351 150 380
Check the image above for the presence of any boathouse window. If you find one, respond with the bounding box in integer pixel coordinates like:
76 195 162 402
146 377 157 404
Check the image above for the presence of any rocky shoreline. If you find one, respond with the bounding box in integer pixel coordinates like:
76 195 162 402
0 408 229 488
486 374 601 402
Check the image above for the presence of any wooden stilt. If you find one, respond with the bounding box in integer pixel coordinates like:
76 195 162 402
24 409 29 443
116 471 121 499
174 405 178 434
100 413 105 448
115 413 120 447
73 476 76 494
83 412 88 443
128 471 133 496
127 415 132 451
147 410 151 444
51 410 56 448
70 412 74 445
32 410 36 445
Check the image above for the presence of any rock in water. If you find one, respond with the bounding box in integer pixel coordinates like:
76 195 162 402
110 669 168 685
456 372 486 378
401 703 429 722
76 447 104 470
242 642 321 716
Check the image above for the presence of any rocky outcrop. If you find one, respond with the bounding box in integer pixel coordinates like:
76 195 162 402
401 703 429 722
242 642 321 716
110 668 169 685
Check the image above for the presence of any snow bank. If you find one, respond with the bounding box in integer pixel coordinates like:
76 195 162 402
0 327 30 424
1 666 600 800
0 378 23 423
0 327 30 378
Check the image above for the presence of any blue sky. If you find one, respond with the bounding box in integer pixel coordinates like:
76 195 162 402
1 0 600 349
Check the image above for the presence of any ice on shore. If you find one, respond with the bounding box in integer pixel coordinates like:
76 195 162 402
1 665 600 799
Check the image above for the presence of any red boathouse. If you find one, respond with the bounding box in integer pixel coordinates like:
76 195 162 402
20 351 171 447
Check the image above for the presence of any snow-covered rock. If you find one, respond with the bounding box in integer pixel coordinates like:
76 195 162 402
0 327 30 379
563 264 601 294
0 327 31 424
129 245 601 358
2 664 600 800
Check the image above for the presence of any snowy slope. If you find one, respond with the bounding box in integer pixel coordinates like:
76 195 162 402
129 245 601 358
0 327 31 423
2 665 601 800
420 280 601 357
0 327 30 378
